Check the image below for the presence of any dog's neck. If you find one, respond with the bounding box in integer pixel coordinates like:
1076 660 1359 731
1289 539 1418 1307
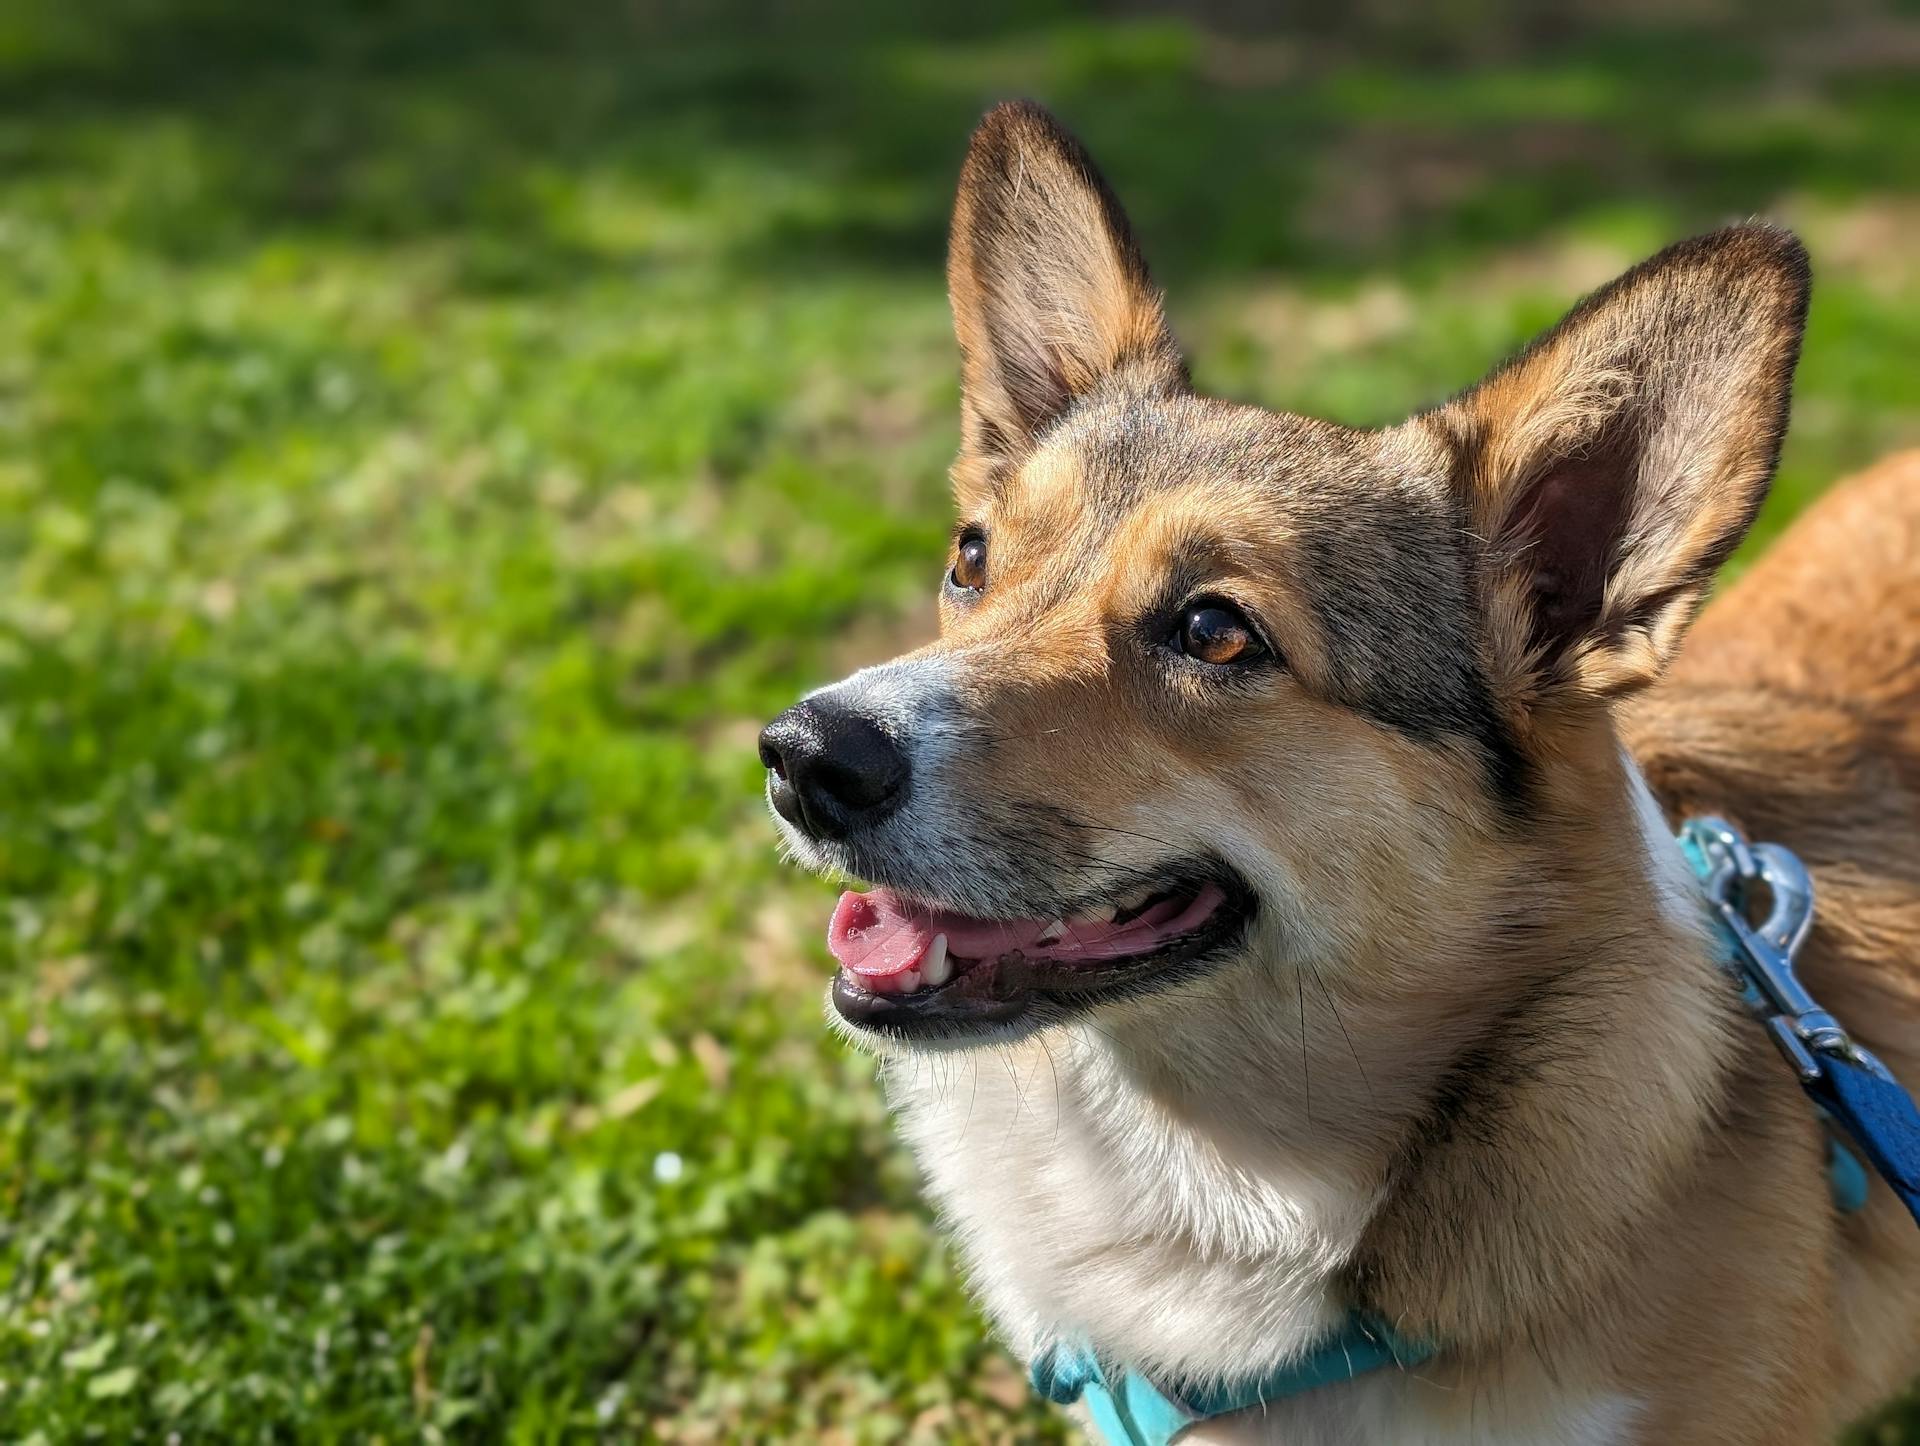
885 735 1738 1391
1353 744 1739 1353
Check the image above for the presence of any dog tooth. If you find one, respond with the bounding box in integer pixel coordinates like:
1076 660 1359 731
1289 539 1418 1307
896 967 922 993
922 935 951 987
1077 902 1118 924
1035 918 1067 945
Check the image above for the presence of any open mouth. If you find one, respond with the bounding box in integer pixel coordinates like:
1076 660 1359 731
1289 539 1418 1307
827 868 1253 1039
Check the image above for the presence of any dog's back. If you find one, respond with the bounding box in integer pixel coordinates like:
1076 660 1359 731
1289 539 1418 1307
1630 449 1920 985
1627 451 1920 1425
1676 450 1920 710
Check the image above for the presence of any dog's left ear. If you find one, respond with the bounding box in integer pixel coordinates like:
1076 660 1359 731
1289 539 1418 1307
947 101 1186 511
1436 224 1810 702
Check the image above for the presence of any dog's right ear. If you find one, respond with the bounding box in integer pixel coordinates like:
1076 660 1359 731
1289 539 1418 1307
1433 224 1810 707
947 101 1186 512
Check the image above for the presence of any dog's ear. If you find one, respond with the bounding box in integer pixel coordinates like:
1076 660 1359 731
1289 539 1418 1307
1436 224 1810 703
947 101 1186 512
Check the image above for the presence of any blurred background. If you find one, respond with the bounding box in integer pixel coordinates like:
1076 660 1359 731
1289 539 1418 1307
2 0 1917 1439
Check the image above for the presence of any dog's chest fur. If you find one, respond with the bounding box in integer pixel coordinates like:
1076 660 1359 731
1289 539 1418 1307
884 1043 1638 1444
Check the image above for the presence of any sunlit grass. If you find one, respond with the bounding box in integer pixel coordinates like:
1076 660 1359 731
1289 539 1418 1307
1 3 1917 1439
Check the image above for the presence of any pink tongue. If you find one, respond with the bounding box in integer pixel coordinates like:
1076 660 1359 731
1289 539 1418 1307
826 890 1030 978
825 885 1224 980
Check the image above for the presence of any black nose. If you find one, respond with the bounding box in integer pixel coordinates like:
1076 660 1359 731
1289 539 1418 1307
758 698 909 840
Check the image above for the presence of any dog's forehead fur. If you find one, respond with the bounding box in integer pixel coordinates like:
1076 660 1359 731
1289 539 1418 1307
963 382 1521 792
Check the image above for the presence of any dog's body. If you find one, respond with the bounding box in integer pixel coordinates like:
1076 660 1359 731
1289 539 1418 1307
760 103 1920 1442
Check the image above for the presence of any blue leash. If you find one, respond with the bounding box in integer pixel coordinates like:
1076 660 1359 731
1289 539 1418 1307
1678 816 1920 1226
1032 818 1920 1446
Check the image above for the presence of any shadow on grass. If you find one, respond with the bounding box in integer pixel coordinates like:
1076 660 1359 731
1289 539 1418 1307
4 0 1918 296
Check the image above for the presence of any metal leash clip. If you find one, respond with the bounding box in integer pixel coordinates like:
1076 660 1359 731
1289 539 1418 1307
1680 816 1894 1085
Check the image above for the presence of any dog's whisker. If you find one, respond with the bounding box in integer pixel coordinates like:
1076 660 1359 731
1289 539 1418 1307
1296 964 1313 1130
1306 960 1374 1113
957 1055 981 1147
998 1045 1032 1139
972 725 1071 746
1034 1035 1065 1150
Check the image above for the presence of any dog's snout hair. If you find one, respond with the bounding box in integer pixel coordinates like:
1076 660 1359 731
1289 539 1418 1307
780 642 1242 924
776 656 1026 913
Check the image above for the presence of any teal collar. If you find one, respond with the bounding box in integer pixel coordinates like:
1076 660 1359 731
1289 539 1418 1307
1029 1312 1431 1446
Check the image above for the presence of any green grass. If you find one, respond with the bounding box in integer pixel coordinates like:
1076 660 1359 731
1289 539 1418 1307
2 2 1919 1439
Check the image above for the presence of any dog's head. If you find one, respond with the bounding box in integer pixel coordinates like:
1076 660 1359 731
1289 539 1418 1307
761 101 1808 1051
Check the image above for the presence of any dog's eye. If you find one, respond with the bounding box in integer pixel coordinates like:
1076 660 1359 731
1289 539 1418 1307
1176 602 1265 666
949 532 988 593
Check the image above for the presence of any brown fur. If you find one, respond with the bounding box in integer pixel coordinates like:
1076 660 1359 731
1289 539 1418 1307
774 101 1920 1442
948 102 1187 513
1625 452 1920 1434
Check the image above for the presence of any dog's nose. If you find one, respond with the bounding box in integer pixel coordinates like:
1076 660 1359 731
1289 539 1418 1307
758 698 909 840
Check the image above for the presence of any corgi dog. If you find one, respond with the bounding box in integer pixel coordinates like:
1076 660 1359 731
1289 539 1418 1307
759 101 1920 1443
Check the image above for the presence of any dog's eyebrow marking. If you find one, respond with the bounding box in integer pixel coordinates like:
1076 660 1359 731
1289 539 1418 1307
1149 535 1240 590
1013 448 1084 509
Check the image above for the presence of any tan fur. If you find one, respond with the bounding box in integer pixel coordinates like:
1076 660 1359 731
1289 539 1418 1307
947 101 1186 515
769 102 1920 1443
1436 224 1810 705
1624 450 1920 1435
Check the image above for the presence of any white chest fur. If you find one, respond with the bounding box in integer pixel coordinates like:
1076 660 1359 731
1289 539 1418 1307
881 1031 1639 1445
883 1031 1365 1380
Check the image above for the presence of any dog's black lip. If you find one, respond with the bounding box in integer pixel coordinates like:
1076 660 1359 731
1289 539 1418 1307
830 863 1256 1043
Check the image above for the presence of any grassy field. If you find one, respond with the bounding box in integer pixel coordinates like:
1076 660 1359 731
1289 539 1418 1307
2 2 1918 1440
